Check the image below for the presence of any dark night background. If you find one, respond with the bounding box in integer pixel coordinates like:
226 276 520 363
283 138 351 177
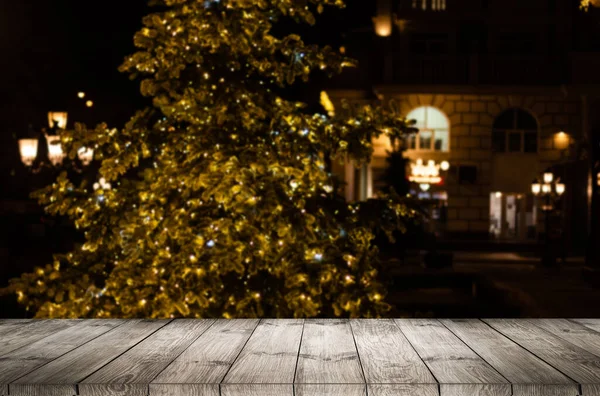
1 0 600 319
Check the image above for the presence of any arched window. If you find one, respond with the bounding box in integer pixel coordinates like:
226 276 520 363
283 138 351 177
407 106 450 152
492 108 538 153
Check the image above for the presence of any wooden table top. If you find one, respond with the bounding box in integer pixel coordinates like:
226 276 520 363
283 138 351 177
1 319 600 396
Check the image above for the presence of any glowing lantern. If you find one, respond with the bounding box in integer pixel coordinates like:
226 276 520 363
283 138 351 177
554 131 570 150
78 147 94 166
555 183 566 196
543 172 554 184
47 112 68 129
45 135 65 166
373 15 392 37
531 182 541 195
409 159 448 184
374 0 392 37
18 139 39 166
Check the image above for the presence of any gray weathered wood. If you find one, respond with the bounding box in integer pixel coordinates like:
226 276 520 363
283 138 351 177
350 319 437 396
485 319 600 393
395 319 509 396
0 320 32 337
572 319 600 334
442 319 578 396
0 319 122 396
151 384 218 396
10 319 169 396
295 384 365 396
295 319 365 396
368 384 439 396
3 318 600 396
79 319 215 396
222 319 303 396
530 319 600 358
0 320 80 357
151 319 259 396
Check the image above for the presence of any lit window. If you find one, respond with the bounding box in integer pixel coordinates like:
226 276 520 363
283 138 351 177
492 108 538 153
407 106 450 152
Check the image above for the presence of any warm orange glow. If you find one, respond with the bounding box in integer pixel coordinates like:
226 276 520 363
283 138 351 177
409 159 445 184
46 135 65 166
86 100 94 108
373 15 392 37
320 91 335 116
47 112 68 129
78 147 94 166
19 139 38 166
554 131 570 150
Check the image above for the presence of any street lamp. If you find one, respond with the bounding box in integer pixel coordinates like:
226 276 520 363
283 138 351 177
17 111 94 172
531 170 566 267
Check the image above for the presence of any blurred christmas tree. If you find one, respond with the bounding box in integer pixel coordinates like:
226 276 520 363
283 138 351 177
2 0 417 318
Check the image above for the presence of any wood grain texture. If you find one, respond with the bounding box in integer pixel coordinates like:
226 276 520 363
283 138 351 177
222 318 303 395
511 384 583 396
0 320 122 392
0 320 80 357
350 319 436 386
395 319 509 396
440 384 512 396
368 384 439 396
582 383 600 396
295 319 364 384
572 319 600 334
153 319 259 385
11 319 169 396
4 319 600 396
220 384 293 396
294 384 365 396
442 319 578 396
530 319 600 358
484 319 600 385
79 319 214 396
150 384 219 396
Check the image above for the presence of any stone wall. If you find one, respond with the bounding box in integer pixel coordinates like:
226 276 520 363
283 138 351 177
373 92 583 235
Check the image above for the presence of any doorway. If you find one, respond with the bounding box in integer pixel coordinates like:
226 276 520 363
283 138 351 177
489 192 537 240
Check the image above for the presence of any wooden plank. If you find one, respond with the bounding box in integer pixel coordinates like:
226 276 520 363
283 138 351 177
442 319 578 396
151 319 259 396
485 319 600 393
367 384 439 396
10 319 169 396
572 319 600 334
295 384 365 396
222 319 303 396
151 384 218 396
221 384 292 396
395 319 509 396
0 320 122 396
530 319 600 358
350 319 437 396
0 320 80 357
0 319 32 337
79 319 215 396
295 319 365 396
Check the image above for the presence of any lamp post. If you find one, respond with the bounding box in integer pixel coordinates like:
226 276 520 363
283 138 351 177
17 112 94 172
531 170 566 267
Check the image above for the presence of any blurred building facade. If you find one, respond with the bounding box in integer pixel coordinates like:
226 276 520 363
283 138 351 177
329 0 600 253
